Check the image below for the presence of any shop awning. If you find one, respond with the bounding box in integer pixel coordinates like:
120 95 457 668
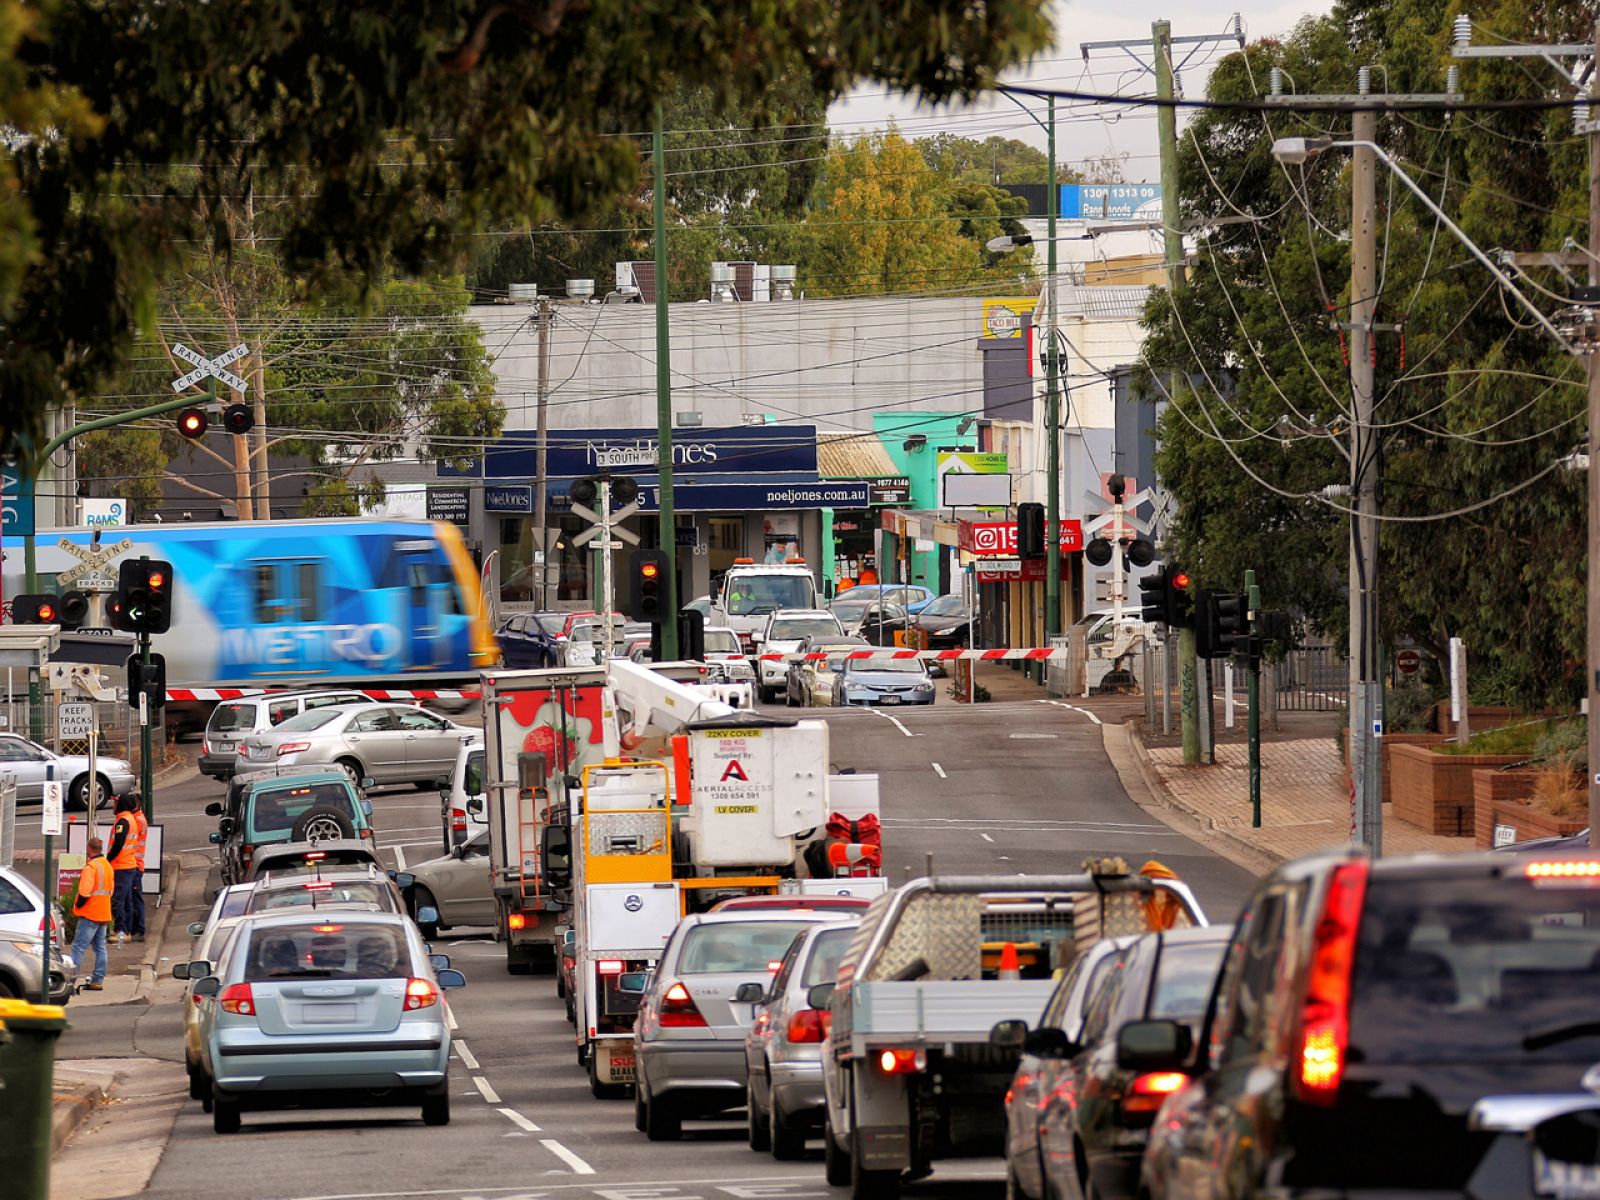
816 432 902 480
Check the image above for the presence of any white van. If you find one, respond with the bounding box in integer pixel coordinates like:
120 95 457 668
438 732 487 853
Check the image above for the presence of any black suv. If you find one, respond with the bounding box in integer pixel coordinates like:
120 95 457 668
1130 849 1600 1199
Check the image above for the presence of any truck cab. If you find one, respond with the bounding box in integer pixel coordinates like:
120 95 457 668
712 560 819 651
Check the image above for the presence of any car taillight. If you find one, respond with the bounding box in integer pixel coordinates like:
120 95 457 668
597 959 624 975
451 808 467 833
877 1048 927 1074
202 739 211 755
1295 860 1369 1105
360 828 373 840
659 981 708 1028
405 978 439 1010
786 1009 827 1043
1123 1071 1189 1115
220 983 255 1015
241 845 254 865
507 912 527 931
277 741 311 756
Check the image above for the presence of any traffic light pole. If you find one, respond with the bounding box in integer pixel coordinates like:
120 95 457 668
139 629 153 821
652 102 679 660
1246 569 1262 828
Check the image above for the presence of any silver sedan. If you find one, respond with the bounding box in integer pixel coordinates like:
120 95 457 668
0 733 136 810
234 703 468 789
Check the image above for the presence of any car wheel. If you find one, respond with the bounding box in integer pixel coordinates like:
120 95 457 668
291 805 355 843
336 757 364 784
643 1088 681 1141
746 1081 771 1151
68 773 111 812
413 780 435 791
186 1056 206 1101
0 975 17 999
851 1126 899 1200
421 1083 450 1126
577 1039 587 1067
555 972 566 1000
635 1088 648 1131
770 1098 806 1161
824 1117 851 1186
211 1090 241 1134
412 887 440 939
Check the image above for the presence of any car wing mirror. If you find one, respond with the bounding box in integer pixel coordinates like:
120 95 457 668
1023 1027 1079 1058
361 777 377 790
416 905 440 926
429 952 452 971
617 971 650 995
1116 1019 1193 1072
361 798 374 815
989 1018 1028 1049
172 962 190 980
392 871 416 890
806 982 835 1010
734 982 766 1003
208 832 224 845
204 802 223 817
193 976 220 997
436 968 466 989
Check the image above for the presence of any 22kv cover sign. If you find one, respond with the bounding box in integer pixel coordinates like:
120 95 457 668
689 727 789 867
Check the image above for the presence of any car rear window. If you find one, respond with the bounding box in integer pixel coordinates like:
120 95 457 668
1350 871 1600 1062
804 926 857 986
242 923 409 981
679 921 815 974
209 702 258 733
770 619 841 640
247 882 390 913
219 889 253 919
1149 939 1228 1019
248 782 361 833
254 849 378 875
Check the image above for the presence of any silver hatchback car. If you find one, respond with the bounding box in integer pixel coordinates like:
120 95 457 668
632 909 854 1141
182 910 465 1133
744 919 859 1159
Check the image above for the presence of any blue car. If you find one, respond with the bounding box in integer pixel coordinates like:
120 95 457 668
497 611 566 668
185 910 465 1133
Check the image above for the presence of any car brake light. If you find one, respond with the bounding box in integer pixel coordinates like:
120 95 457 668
1295 860 1369 1105
405 977 438 1010
1123 1071 1189 1114
597 959 624 975
451 808 467 833
220 983 255 1015
507 912 527 931
304 851 327 862
277 741 312 756
1524 860 1600 880
767 960 784 973
202 739 211 755
877 1048 927 1074
659 981 708 1028
360 828 373 840
786 1009 827 1043
241 845 254 864
305 882 334 892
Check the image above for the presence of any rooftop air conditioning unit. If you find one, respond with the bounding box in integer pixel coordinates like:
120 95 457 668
507 282 537 303
567 278 595 300
710 262 737 302
771 265 797 301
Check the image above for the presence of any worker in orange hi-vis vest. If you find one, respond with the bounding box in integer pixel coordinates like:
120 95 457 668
71 838 115 991
107 793 148 943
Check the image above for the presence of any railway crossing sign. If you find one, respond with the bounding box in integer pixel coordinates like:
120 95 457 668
170 342 250 394
55 537 133 590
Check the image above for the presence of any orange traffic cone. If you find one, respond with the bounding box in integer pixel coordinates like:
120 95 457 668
998 942 1020 981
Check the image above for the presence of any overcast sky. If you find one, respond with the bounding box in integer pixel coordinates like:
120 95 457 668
826 1 1332 178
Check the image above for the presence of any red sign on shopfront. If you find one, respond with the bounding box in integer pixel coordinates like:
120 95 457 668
974 557 1074 583
958 519 1083 556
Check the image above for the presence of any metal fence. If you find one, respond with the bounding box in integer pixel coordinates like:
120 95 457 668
0 690 151 761
1141 639 1349 730
1273 645 1348 712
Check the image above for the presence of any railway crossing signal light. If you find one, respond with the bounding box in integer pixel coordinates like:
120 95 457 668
12 593 59 624
58 590 88 631
222 404 254 435
115 558 174 634
630 549 667 623
1017 502 1046 559
177 408 208 439
126 653 168 711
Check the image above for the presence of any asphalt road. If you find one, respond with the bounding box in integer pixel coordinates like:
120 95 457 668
38 695 1255 1200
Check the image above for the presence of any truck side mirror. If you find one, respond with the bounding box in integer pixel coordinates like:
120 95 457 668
617 971 650 995
541 824 572 888
204 802 223 817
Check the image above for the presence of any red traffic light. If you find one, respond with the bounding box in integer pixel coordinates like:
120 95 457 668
640 562 660 580
36 601 57 622
148 570 166 589
178 408 208 439
1171 571 1191 591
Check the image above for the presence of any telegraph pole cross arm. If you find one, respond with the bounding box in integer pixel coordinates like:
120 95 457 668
171 342 250 393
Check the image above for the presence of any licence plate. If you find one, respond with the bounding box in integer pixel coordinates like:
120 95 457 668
879 696 900 705
214 740 233 752
250 745 270 758
1536 1150 1600 1199
299 1003 356 1024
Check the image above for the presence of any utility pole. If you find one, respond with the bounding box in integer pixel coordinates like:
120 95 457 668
534 297 553 608
652 101 679 659
1044 96 1062 662
1246 568 1262 828
1588 17 1600 848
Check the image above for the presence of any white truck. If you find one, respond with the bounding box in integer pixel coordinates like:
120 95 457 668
711 560 820 651
817 868 1207 1200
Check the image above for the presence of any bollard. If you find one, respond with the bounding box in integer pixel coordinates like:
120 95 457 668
0 998 69 1200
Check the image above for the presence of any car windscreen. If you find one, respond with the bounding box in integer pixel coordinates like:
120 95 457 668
536 614 566 634
922 595 965 618
241 922 409 981
770 618 841 640
247 882 389 913
209 702 258 733
804 926 857 986
704 630 741 654
1148 939 1228 1019
1349 872 1600 1063
678 921 815 973
727 576 813 616
272 708 346 733
248 783 361 833
829 598 873 620
845 657 924 675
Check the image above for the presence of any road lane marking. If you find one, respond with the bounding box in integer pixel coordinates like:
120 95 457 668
1009 732 1058 739
980 833 994 842
472 1075 501 1103
539 1139 595 1175
445 1003 459 1031
932 762 947 778
498 1106 541 1132
281 1176 818 1200
394 845 408 870
1041 699 1104 725
865 708 919 737
879 816 1166 829
454 1040 479 1070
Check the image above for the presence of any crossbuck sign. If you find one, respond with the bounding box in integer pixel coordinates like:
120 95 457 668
171 342 250 394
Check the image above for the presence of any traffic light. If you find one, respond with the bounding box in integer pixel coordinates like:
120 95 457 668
222 404 254 435
12 593 60 624
1017 502 1046 559
1138 567 1169 625
126 653 168 711
1196 589 1248 659
630 549 667 624
115 558 174 634
1164 569 1194 628
177 408 208 439
58 590 88 631
678 608 705 662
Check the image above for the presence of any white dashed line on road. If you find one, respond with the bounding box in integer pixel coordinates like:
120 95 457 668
471 1075 501 1104
498 1107 541 1132
866 708 919 738
1041 699 1104 725
454 1039 478 1070
539 1139 595 1175
932 762 947 778
980 833 994 843
445 1004 459 1031
393 845 407 870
